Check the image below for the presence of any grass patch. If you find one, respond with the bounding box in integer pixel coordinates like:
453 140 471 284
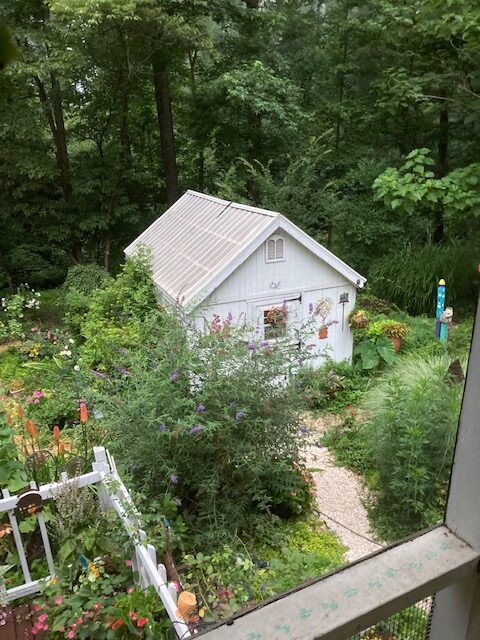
27 287 63 327
0 347 27 385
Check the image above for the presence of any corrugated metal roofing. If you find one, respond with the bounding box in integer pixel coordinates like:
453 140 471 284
125 189 366 307
125 190 278 305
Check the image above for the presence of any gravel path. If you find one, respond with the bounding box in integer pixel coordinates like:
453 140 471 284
302 413 382 563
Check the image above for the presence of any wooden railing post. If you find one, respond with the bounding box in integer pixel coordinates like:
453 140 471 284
92 446 110 511
429 299 480 640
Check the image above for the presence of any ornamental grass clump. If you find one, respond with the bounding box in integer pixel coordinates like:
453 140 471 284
363 354 464 540
98 309 316 547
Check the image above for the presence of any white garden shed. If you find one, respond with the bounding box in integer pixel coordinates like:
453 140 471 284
125 190 366 364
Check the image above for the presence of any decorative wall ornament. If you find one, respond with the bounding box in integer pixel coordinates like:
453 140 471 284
269 281 281 290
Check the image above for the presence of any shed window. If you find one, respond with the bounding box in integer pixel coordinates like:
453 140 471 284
263 305 288 340
265 235 285 263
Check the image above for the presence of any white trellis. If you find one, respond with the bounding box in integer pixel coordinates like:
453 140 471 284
0 446 190 639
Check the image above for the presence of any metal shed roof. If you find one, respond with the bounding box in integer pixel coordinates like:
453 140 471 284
124 190 366 308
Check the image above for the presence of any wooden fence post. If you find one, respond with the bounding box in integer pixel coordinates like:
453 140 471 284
92 446 110 511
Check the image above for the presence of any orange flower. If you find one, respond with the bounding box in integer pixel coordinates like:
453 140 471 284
79 403 88 423
17 404 24 419
25 419 39 439
6 414 13 426
59 442 65 453
0 524 12 538
53 425 61 443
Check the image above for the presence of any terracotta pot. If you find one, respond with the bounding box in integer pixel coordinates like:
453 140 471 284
177 591 197 621
318 327 329 340
389 336 402 352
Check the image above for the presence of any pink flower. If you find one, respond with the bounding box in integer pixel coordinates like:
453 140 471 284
137 617 148 628
125 559 133 567
76 617 83 625
129 611 137 620
33 604 41 612
38 614 47 624
54 596 63 605
67 631 75 639
127 587 134 593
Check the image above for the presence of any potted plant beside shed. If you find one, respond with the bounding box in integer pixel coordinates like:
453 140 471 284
368 319 409 352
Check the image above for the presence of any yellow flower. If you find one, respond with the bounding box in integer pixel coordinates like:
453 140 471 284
88 562 101 579
49 576 59 585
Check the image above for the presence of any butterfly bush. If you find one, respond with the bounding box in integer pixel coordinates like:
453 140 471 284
97 306 322 544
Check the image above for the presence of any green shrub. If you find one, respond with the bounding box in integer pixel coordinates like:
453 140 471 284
357 292 400 316
79 251 158 370
62 264 112 333
369 242 479 315
63 263 111 295
363 354 463 540
297 360 369 412
98 310 315 546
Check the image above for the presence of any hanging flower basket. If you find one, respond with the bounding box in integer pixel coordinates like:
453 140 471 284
318 326 329 339
266 306 287 326
348 309 370 330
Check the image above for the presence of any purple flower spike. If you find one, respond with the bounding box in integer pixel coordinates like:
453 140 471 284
247 341 256 351
299 427 310 434
170 370 179 381
196 404 205 414
308 302 314 313
191 425 204 434
235 411 245 421
170 474 178 485
174 497 182 507
158 422 167 432
260 340 269 348
227 312 233 322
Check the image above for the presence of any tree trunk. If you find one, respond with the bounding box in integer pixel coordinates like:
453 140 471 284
437 88 449 178
433 88 449 243
198 149 205 192
153 61 178 206
335 4 350 151
50 71 72 200
118 31 132 169
119 71 132 168
34 73 72 200
104 234 111 272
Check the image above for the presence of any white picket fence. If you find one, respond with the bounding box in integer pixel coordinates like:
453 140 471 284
0 446 190 639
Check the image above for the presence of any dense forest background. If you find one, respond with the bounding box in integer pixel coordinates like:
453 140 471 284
1 0 479 310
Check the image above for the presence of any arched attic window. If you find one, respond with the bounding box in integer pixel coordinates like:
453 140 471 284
265 235 285 263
